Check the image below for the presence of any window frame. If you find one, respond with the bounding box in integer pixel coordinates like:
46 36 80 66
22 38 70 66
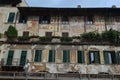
8 12 15 23
77 50 84 64
45 32 52 37
19 15 28 23
19 50 27 66
6 50 14 65
89 51 100 64
62 16 69 25
34 50 42 62
63 50 70 63
103 51 117 64
87 16 94 25
48 50 56 62
39 16 50 24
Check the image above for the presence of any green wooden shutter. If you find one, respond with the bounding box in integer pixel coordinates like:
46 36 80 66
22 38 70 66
117 52 120 64
6 50 14 65
20 51 27 66
34 50 42 62
103 51 109 64
95 51 100 64
8 13 15 23
48 50 55 62
77 51 84 63
63 50 70 63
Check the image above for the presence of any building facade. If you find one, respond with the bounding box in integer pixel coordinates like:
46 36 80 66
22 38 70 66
0 0 120 78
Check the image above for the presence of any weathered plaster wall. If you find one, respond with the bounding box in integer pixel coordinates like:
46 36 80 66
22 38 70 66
0 7 18 34
1 44 120 74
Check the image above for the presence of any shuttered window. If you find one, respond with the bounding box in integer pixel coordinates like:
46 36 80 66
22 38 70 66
117 51 120 64
6 50 14 65
77 51 84 63
63 50 70 63
8 12 15 23
48 50 55 62
103 51 117 64
34 50 42 62
20 51 27 66
89 51 100 64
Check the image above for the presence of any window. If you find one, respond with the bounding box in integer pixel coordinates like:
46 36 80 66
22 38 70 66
6 50 14 65
34 50 42 62
19 15 28 23
77 51 84 63
20 51 27 66
89 51 100 64
62 16 69 24
23 31 29 37
39 16 50 24
103 51 117 64
8 12 15 23
48 50 55 62
87 16 94 24
117 51 120 64
63 50 70 63
45 32 52 37
62 32 69 37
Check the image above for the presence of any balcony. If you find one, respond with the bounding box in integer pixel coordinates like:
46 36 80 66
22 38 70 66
1 58 24 72
0 71 119 80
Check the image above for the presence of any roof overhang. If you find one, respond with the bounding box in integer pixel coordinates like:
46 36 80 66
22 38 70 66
18 7 120 16
0 0 21 5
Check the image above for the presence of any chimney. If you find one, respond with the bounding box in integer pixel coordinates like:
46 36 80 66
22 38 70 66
112 5 116 8
77 5 81 8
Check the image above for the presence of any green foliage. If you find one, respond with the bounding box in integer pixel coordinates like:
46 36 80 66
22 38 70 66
80 29 120 44
17 36 30 41
6 25 18 40
81 31 101 42
101 29 120 43
60 37 73 42
39 37 52 42
5 25 18 42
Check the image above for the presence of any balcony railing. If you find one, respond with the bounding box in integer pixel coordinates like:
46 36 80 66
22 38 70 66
1 58 21 66
0 71 119 80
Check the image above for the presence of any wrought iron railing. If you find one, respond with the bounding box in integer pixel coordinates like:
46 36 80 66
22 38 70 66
0 71 119 80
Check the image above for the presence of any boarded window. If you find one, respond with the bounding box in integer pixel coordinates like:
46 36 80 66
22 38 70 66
103 51 117 64
89 51 100 64
6 50 14 65
20 51 27 66
34 50 42 62
39 16 50 24
19 15 27 23
63 50 70 63
8 13 15 23
77 51 84 63
23 31 29 37
48 50 55 62
62 32 69 37
45 32 52 37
